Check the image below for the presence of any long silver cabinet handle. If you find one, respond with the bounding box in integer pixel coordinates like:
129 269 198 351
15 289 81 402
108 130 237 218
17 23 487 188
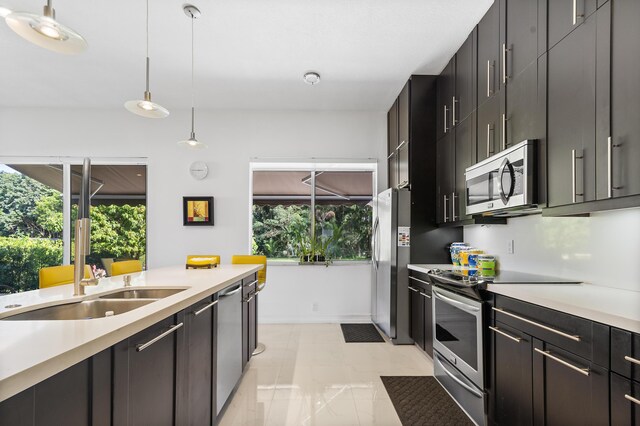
487 123 494 158
534 348 590 376
136 323 184 352
419 292 432 299
608 137 613 198
434 289 480 313
493 307 581 342
443 195 449 222
387 151 396 160
408 286 419 293
625 355 640 366
489 325 522 343
193 299 218 316
571 149 584 203
487 60 493 97
444 105 449 133
451 192 457 221
572 0 584 25
502 44 510 84
396 140 407 151
244 293 255 303
502 114 507 150
625 394 640 406
452 96 458 125
409 276 431 286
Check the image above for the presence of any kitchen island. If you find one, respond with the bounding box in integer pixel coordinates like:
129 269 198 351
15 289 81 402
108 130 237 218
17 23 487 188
0 264 261 425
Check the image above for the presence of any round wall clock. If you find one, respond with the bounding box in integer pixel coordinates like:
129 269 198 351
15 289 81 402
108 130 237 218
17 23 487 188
189 161 208 180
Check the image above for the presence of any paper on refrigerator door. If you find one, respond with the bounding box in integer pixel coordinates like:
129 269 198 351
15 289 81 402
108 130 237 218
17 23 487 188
397 226 410 247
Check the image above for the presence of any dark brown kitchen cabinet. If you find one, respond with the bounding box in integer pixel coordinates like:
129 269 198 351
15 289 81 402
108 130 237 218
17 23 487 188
397 82 410 188
388 99 399 189
409 285 424 350
595 0 640 200
455 31 476 124
532 340 609 425
113 313 185 426
437 58 455 140
436 132 455 223
184 295 218 426
477 0 502 108
489 321 533 426
611 373 640 425
548 0 597 50
476 93 504 163
454 113 475 222
611 328 640 382
242 273 258 369
408 271 433 357
503 0 545 80
547 12 597 207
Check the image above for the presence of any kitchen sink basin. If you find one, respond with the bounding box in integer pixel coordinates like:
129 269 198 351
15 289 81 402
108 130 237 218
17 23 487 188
98 288 186 299
2 299 155 321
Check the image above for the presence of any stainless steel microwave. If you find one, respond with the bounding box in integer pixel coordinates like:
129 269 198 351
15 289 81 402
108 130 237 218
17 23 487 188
465 140 537 216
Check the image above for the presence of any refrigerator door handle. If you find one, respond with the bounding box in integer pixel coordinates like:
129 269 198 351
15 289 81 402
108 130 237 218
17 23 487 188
372 217 379 270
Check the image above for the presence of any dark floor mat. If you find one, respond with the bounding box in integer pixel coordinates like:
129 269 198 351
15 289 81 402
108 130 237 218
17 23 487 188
340 323 385 343
381 376 474 426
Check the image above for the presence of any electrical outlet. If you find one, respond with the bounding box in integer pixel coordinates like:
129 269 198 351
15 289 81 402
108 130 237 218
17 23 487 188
507 239 515 254
312 302 319 312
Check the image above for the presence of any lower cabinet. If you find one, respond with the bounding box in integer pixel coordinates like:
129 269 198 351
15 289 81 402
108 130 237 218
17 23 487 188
611 372 640 425
489 295 611 426
408 271 433 357
242 275 258 369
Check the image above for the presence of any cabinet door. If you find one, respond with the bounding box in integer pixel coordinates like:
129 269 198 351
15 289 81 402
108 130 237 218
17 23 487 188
388 99 399 189
242 292 249 369
505 0 542 79
409 286 424 349
532 341 609 425
477 0 501 108
548 0 597 49
476 93 503 162
611 373 640 426
454 114 475 221
436 132 455 223
437 58 455 140
598 0 640 199
115 315 182 426
423 291 433 356
490 321 533 426
547 14 597 207
249 292 257 358
186 297 216 426
455 31 476 123
397 82 410 188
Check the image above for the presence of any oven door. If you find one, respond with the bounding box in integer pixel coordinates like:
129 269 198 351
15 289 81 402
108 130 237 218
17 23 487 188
432 286 484 388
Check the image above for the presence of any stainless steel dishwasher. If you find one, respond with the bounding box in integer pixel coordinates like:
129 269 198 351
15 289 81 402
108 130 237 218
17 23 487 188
216 282 243 414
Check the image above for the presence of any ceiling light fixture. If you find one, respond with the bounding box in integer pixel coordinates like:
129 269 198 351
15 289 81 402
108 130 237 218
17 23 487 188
178 4 206 149
0 6 12 18
124 0 169 119
303 72 321 85
4 1 87 54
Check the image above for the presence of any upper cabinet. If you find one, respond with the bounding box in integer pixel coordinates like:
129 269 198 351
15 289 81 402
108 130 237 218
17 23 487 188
455 31 476 124
436 58 455 140
397 82 410 188
387 99 399 189
477 1 502 108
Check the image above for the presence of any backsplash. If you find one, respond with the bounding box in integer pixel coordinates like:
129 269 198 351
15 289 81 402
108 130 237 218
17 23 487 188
464 208 640 292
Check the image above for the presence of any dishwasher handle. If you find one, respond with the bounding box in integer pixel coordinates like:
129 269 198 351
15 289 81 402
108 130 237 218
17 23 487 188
219 284 242 298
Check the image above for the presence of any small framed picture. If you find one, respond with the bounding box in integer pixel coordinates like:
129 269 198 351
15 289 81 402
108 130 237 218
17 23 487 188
183 196 214 226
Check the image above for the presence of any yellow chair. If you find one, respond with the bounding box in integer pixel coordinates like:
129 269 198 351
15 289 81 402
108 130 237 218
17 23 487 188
231 255 267 355
111 260 143 276
186 255 221 269
39 265 92 289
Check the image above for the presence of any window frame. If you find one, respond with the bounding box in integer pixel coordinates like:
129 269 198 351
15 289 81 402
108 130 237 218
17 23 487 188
249 160 377 264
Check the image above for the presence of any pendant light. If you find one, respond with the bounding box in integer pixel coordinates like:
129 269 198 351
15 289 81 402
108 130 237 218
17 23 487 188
124 0 170 118
4 0 87 54
178 4 206 149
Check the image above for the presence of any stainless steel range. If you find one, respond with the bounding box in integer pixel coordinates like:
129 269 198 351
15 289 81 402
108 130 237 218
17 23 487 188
427 268 581 426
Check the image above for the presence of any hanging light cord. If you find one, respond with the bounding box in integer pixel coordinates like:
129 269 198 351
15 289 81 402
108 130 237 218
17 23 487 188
190 14 195 135
145 0 150 95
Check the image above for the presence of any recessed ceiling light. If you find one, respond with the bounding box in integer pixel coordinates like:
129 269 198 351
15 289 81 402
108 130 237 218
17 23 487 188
0 6 12 18
303 72 320 86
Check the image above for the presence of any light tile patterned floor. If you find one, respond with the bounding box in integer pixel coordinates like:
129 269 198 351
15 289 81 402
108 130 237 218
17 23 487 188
218 323 433 426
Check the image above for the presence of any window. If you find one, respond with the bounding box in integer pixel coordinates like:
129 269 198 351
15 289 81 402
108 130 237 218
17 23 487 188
0 159 146 293
251 163 375 262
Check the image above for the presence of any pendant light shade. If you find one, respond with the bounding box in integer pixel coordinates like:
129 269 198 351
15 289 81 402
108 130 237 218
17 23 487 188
125 0 169 119
5 1 87 54
178 4 206 149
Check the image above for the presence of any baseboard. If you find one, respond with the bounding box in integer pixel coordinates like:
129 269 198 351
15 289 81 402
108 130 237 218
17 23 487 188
259 314 372 324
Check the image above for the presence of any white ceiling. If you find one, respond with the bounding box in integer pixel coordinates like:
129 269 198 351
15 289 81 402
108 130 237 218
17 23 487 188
0 0 492 111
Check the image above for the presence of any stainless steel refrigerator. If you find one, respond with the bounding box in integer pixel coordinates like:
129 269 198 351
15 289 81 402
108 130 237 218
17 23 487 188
371 188 412 344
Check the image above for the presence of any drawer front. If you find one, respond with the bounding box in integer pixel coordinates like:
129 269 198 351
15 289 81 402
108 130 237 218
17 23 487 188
611 373 640 426
612 328 640 381
242 274 257 298
494 295 609 364
408 271 432 294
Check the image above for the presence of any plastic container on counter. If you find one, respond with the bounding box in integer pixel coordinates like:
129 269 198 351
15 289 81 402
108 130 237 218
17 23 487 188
449 242 469 266
477 254 496 272
460 248 483 268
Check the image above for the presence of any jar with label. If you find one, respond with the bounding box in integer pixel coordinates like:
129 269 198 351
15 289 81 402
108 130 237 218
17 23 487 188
465 249 484 268
477 254 496 272
450 242 468 266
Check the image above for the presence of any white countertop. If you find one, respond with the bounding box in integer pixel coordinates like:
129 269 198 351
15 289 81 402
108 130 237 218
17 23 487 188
408 264 640 334
0 264 261 402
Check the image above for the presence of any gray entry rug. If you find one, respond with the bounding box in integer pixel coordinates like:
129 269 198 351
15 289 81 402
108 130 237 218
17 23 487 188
340 323 385 343
381 376 474 426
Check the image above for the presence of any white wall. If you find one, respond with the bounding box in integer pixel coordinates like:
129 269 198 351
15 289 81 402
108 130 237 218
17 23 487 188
464 208 640 292
0 107 385 322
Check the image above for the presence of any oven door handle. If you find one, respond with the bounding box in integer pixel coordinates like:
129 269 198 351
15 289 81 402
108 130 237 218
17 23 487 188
435 353 483 398
432 288 480 313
